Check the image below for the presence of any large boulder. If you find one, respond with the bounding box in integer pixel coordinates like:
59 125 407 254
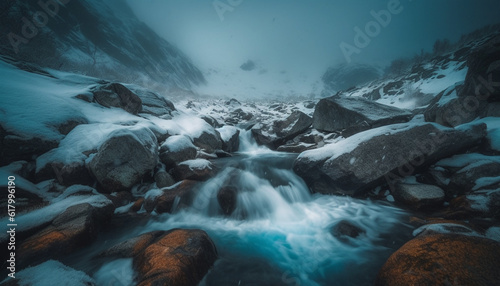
128 86 175 117
312 96 412 136
89 127 158 193
375 234 500 286
293 123 486 196
159 135 197 170
217 126 240 153
92 82 142 115
18 201 114 267
132 229 218 286
251 111 313 149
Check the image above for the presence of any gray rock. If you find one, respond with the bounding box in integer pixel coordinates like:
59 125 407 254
217 186 238 216
330 220 365 242
217 126 240 153
92 83 142 115
293 123 486 196
159 135 197 169
312 96 412 135
252 111 313 149
392 182 445 209
172 159 215 181
89 127 158 193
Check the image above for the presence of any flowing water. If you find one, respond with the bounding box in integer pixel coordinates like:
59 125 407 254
92 130 413 286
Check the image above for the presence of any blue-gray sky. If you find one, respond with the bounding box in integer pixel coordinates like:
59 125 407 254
127 0 499 68
126 0 499 98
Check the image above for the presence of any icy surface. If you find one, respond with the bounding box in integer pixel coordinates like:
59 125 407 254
1 260 95 286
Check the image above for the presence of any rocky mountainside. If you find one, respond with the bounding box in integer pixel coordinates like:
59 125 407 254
0 0 205 91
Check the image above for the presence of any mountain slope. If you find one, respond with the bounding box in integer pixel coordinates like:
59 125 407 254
0 0 205 91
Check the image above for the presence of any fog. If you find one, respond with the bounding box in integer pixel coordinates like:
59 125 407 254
126 0 500 98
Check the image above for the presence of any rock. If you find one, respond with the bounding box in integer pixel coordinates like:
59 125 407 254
217 126 240 153
92 82 142 114
425 36 500 127
229 108 254 122
18 201 114 267
144 180 198 213
423 84 479 127
375 234 500 286
225 98 241 106
129 87 175 117
133 229 217 286
294 123 486 196
172 159 215 181
459 35 500 101
154 168 175 188
312 96 412 134
276 143 312 153
0 126 59 166
35 161 93 186
101 230 167 258
5 260 96 286
252 111 313 149
447 190 500 219
330 220 365 242
412 221 482 238
217 186 238 215
105 191 133 208
202 115 223 128
192 130 222 153
392 182 445 210
431 153 500 195
156 180 198 213
54 117 88 135
89 127 158 193
130 197 144 212
159 135 198 170
449 161 500 193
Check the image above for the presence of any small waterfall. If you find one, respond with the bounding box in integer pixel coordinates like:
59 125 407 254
237 128 274 155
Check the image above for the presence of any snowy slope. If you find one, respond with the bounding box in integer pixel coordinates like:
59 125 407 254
0 0 204 91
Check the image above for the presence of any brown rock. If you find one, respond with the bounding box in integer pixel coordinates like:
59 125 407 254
376 234 500 286
133 229 218 286
18 201 114 267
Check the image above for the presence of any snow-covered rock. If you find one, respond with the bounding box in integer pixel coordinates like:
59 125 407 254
89 127 158 193
293 122 486 196
173 159 215 181
251 111 313 149
312 96 412 135
159 135 198 169
217 126 240 153
91 82 142 114
1 260 96 286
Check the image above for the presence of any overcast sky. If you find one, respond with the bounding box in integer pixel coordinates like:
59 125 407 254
127 0 499 70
